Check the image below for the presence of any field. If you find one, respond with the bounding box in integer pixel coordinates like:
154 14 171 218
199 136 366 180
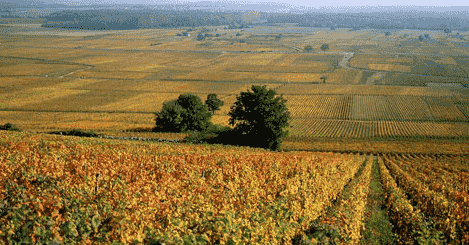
1 25 469 144
2 21 469 244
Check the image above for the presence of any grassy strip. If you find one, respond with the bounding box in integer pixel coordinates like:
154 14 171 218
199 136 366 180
360 156 396 244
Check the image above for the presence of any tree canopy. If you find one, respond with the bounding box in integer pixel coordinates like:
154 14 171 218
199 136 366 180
154 94 212 132
205 94 224 115
228 85 291 151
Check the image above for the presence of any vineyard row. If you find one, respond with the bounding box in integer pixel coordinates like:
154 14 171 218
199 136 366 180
284 94 468 122
291 119 469 138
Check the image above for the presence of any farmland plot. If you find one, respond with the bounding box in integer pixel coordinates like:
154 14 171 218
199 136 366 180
0 111 154 132
225 53 337 73
13 89 141 112
290 119 469 139
349 54 414 70
351 95 393 120
287 95 351 119
455 103 469 119
367 63 411 72
70 70 152 79
0 63 79 76
124 81 247 94
0 77 54 93
277 83 459 96
385 95 433 121
0 87 88 110
425 96 468 121
413 56 468 78
0 47 83 60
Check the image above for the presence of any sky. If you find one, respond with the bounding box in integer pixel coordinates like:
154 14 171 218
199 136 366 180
138 0 466 9
2 0 468 12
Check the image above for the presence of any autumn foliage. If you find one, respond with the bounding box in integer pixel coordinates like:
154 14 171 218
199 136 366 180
0 131 364 244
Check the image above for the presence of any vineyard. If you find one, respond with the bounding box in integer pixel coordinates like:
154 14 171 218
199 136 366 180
2 25 469 141
378 153 469 243
1 131 468 244
0 131 368 244
285 94 469 122
290 119 469 139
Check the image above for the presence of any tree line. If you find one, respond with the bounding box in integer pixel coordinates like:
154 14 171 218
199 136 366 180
42 8 469 31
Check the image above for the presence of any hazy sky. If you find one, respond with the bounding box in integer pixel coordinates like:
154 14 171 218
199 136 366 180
46 0 468 8
181 0 465 7
146 0 465 8
6 0 467 12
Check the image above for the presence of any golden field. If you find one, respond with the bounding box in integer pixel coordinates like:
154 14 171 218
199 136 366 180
0 25 469 149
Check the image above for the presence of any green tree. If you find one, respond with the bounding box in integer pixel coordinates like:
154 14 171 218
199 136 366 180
154 100 185 132
320 44 329 53
228 85 291 151
304 45 313 52
154 94 212 132
205 94 224 115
